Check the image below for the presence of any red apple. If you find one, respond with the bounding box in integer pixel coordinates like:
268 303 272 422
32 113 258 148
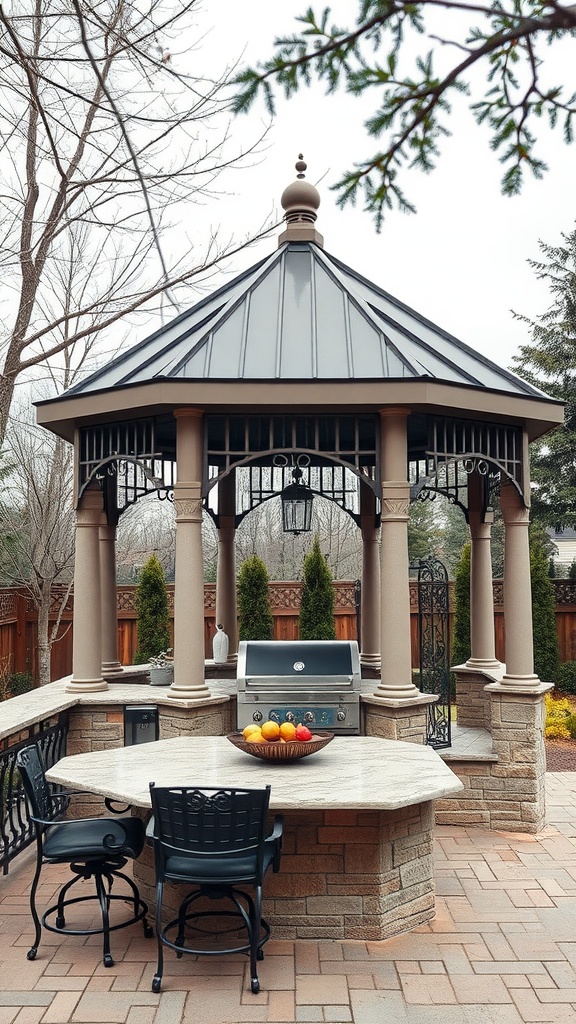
295 724 312 741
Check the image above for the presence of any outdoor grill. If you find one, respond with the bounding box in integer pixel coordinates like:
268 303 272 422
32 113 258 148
236 640 361 735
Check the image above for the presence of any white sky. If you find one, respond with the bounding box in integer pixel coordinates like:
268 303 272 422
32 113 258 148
186 0 576 372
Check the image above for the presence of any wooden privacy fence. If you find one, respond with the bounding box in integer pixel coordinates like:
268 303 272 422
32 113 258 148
2 580 576 683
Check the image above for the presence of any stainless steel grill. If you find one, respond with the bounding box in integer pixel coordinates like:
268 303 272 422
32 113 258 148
236 640 361 735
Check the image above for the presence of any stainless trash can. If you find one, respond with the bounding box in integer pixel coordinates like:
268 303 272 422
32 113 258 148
124 705 159 746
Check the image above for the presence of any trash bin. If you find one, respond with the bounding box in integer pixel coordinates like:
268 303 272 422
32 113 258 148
124 705 159 746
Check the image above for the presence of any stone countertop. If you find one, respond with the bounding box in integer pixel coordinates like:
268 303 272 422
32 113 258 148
0 676 235 743
0 673 404 743
45 735 463 812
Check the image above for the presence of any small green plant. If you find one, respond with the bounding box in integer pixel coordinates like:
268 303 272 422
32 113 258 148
237 556 274 642
299 537 336 641
133 554 171 664
556 661 576 696
566 714 576 740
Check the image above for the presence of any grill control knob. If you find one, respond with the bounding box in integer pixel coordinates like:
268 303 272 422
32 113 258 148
252 711 263 722
285 712 295 723
303 711 315 723
337 711 347 722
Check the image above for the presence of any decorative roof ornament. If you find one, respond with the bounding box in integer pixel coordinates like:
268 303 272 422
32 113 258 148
278 155 324 248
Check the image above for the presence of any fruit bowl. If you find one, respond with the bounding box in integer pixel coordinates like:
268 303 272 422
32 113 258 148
227 731 334 762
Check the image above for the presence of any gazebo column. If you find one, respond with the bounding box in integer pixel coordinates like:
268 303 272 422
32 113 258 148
359 481 380 673
498 479 540 687
373 408 420 701
365 409 433 741
482 471 552 834
168 408 211 700
453 472 502 730
466 471 501 674
66 482 107 693
216 471 238 660
99 522 123 675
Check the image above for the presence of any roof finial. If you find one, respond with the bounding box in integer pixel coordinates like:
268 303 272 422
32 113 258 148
278 154 324 248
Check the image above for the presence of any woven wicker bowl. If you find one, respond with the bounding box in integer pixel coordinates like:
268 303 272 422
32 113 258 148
227 731 334 762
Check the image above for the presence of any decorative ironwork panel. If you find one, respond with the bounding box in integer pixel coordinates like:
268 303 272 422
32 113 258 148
205 413 379 524
409 414 524 516
0 714 69 875
415 558 451 750
228 463 365 526
78 419 176 515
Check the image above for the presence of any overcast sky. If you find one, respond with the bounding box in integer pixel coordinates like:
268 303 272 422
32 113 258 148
187 0 576 374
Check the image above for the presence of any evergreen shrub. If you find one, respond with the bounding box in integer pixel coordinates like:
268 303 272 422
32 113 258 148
299 537 336 640
530 528 560 684
556 661 576 695
451 542 471 666
10 672 34 696
237 556 274 642
133 554 171 664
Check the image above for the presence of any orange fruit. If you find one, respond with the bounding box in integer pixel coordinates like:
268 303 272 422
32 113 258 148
242 724 261 739
279 722 296 741
261 720 280 741
246 730 265 743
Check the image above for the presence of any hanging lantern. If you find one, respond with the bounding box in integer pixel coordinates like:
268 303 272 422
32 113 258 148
279 461 314 535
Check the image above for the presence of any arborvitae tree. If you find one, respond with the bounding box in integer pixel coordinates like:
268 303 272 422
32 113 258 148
451 542 471 666
548 558 556 578
237 556 274 642
569 560 576 581
299 537 336 641
512 228 576 530
530 524 560 684
133 554 171 665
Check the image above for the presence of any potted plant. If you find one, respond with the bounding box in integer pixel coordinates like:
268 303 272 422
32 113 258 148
149 649 173 687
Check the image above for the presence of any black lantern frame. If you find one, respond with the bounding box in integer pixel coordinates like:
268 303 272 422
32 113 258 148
276 455 314 535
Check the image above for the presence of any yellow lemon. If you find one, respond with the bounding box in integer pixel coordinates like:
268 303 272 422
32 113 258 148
261 720 281 742
246 730 265 743
242 724 261 739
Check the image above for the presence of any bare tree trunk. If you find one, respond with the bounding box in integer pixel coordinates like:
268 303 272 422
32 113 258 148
37 579 52 685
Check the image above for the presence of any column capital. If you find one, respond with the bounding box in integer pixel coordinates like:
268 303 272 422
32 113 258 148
378 407 410 419
173 407 203 420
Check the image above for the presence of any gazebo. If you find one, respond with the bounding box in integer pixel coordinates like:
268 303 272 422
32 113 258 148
36 159 563 829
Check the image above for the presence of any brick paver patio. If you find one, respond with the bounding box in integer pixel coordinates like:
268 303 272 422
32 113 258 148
2 771 576 1024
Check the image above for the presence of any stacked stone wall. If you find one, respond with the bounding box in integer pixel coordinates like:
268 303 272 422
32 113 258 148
137 801 436 942
455 671 491 729
435 680 548 833
361 699 427 743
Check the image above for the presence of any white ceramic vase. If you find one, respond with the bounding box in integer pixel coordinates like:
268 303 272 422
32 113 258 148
212 624 229 665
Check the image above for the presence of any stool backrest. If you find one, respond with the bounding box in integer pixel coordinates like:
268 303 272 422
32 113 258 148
16 745 53 823
149 784 271 875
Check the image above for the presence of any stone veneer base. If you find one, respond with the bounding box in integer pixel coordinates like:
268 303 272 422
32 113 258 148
135 801 436 941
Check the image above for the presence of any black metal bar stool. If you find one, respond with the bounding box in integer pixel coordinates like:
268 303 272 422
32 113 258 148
148 783 283 993
16 743 153 967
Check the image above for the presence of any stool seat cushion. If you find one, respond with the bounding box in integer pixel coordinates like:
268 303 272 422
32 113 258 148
44 816 145 862
163 843 276 884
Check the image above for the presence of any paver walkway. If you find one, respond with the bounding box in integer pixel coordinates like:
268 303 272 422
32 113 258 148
2 772 576 1024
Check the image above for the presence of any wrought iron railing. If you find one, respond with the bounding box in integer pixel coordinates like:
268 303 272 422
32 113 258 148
0 713 69 874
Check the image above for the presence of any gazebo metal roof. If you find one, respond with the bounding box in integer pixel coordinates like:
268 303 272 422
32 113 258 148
59 241 547 401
